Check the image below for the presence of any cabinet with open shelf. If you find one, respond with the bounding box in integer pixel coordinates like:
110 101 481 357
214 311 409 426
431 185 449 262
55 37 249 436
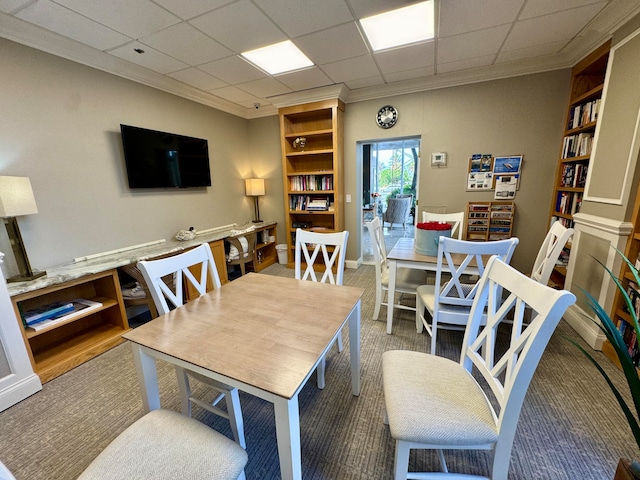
11 269 129 383
465 201 515 241
548 40 610 289
279 99 344 267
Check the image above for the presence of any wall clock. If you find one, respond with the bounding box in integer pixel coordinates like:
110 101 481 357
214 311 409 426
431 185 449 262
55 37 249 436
376 105 398 129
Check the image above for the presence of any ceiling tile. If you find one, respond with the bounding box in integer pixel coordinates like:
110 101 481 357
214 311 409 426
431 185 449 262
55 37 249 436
167 67 227 90
439 0 523 37
15 0 130 51
255 0 353 37
437 54 495 74
152 0 234 20
321 54 380 83
497 40 565 62
0 0 34 14
437 25 511 64
503 3 607 51
209 85 259 102
347 0 414 19
189 0 285 52
109 41 189 74
237 77 292 98
295 22 369 65
384 65 434 83
139 22 232 66
237 97 272 109
53 0 180 38
276 66 334 91
520 0 607 20
374 42 435 73
344 75 385 90
199 55 266 84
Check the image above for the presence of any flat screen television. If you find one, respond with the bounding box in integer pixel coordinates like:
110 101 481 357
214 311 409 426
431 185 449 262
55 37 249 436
120 124 212 188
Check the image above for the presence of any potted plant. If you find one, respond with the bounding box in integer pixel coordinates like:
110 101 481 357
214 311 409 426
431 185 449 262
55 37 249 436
569 249 640 479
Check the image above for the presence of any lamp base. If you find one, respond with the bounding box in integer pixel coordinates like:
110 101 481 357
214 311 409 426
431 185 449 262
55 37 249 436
7 270 46 283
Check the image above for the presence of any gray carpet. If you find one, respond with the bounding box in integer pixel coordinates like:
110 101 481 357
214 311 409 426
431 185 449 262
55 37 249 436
0 263 636 479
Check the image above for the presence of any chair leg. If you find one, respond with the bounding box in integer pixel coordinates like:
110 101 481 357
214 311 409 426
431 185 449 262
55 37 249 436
373 285 383 320
430 314 438 355
175 366 192 417
393 439 410 480
316 356 326 389
337 329 344 352
416 294 424 333
225 388 246 449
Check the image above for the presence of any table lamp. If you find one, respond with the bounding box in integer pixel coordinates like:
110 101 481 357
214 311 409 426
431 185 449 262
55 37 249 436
245 178 265 223
0 176 46 282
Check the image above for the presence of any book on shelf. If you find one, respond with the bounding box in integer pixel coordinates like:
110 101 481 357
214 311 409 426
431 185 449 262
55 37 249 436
306 196 330 211
26 298 103 332
22 301 75 326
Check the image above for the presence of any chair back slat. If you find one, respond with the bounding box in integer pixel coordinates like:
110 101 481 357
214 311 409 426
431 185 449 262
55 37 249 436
422 211 465 240
137 243 221 315
531 221 574 285
295 228 349 285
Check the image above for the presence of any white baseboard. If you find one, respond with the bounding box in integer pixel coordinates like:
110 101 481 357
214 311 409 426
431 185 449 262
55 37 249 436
0 373 42 413
346 258 361 269
563 303 606 350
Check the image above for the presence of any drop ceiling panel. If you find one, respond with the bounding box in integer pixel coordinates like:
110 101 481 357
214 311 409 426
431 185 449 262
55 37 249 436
520 0 607 20
439 0 524 37
254 0 353 37
237 77 292 98
347 0 415 19
0 0 40 14
438 25 511 64
109 41 189 74
53 0 180 38
15 0 130 51
384 65 435 83
374 42 435 73
199 55 266 84
437 54 496 74
167 68 227 90
139 23 232 66
210 85 260 102
276 67 334 91
295 22 369 66
189 0 285 52
153 0 234 20
497 41 565 63
322 54 380 83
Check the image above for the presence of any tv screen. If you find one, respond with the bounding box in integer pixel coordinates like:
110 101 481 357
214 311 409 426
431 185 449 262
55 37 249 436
120 124 212 188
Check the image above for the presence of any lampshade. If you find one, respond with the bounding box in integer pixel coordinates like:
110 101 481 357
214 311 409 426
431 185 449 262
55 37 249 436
0 176 39 217
245 178 265 197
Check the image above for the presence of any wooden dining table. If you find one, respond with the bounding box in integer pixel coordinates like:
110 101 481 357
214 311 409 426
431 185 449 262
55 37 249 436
385 237 479 334
123 272 364 480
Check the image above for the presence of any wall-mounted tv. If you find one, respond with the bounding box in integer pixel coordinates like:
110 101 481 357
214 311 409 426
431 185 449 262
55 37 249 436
120 124 212 188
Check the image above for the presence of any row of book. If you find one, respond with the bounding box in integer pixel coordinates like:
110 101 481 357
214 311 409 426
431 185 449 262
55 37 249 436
560 163 588 188
562 132 594 159
556 191 583 215
21 298 102 332
567 98 601 130
289 195 331 211
550 216 575 229
289 175 333 192
620 281 640 365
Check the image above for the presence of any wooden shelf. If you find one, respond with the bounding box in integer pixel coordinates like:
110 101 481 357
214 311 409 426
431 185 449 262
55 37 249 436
280 99 344 268
11 269 129 383
547 40 610 288
465 201 515 241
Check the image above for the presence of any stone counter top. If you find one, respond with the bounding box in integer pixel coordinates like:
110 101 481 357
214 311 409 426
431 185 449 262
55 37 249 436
7 220 276 297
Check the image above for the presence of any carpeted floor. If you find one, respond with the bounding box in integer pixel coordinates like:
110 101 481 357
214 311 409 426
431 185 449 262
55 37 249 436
0 263 636 479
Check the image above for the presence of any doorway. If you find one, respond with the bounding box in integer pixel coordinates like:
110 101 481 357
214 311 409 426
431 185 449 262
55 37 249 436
361 136 421 264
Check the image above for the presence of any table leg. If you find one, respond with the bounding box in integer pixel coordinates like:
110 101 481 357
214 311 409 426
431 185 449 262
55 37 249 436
348 300 361 396
274 396 302 480
386 259 397 334
130 344 161 412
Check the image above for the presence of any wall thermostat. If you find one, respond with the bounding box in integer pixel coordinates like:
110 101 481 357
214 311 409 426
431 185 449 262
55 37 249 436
431 152 447 166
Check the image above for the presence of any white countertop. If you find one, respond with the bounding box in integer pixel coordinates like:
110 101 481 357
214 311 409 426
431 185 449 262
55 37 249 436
8 220 276 297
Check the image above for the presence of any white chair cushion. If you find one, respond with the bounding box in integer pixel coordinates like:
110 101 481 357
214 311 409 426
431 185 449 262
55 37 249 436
381 267 428 290
227 236 249 260
78 409 248 480
417 284 479 327
382 350 498 445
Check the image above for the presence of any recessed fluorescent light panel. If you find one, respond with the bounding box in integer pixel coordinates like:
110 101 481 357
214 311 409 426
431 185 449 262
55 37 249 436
360 1 435 51
241 40 313 75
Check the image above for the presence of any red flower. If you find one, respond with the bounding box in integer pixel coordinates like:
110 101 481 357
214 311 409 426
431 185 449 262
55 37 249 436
416 221 452 231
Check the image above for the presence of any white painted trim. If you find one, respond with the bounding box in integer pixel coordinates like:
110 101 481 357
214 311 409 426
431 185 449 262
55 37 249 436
584 26 640 205
346 259 360 269
0 373 42 413
196 223 237 236
74 239 166 262
563 305 606 350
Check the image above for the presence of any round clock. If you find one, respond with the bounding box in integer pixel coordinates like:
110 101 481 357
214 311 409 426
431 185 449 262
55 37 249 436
376 105 398 129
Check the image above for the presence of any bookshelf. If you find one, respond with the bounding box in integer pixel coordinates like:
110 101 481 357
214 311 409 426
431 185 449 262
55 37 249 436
279 99 344 268
548 40 610 289
11 269 130 383
465 201 515 241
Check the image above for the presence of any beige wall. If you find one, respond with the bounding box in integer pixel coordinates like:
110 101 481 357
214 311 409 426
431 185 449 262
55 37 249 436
0 34 571 278
0 37 255 276
343 70 570 273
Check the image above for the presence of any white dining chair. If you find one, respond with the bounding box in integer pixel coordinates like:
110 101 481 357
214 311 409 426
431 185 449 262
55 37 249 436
383 255 575 479
136 244 246 448
531 221 574 286
295 228 349 389
416 236 519 354
422 211 465 240
366 217 428 321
